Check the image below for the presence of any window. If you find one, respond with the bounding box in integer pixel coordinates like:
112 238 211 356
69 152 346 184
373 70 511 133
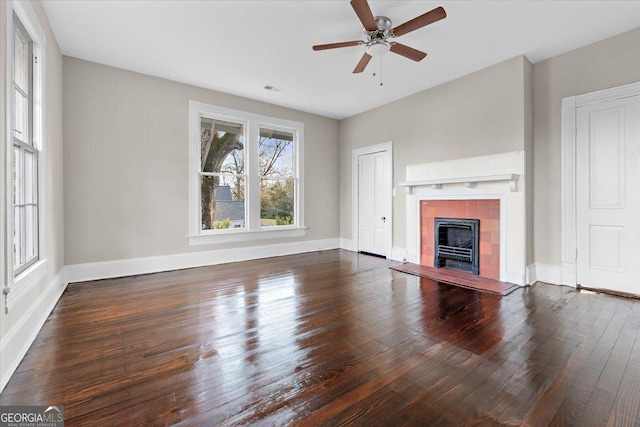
3 1 46 311
200 118 246 230
259 128 295 227
189 102 305 244
11 15 38 276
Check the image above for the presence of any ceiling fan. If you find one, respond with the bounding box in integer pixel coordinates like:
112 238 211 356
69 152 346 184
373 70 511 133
312 0 446 74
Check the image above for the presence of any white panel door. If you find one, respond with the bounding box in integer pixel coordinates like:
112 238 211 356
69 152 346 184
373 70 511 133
358 151 391 256
576 94 640 294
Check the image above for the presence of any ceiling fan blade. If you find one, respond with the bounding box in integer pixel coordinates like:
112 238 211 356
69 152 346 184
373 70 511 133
313 40 363 51
391 6 446 37
353 53 372 73
350 0 378 32
389 42 427 62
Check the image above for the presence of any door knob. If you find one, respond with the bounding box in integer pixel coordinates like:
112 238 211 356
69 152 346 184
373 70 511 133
382 216 386 222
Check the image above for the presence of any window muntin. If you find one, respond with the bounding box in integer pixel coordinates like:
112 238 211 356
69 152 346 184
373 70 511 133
12 16 38 275
259 128 295 227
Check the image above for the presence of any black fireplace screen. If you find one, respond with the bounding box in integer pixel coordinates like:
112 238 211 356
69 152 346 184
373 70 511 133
434 218 480 275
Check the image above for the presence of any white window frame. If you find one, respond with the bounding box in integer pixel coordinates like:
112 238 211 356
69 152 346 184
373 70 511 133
3 0 47 312
188 101 305 245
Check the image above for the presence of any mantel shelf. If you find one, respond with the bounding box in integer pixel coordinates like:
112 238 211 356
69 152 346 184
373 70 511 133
399 173 520 194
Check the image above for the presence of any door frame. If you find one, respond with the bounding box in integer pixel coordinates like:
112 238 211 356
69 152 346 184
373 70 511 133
352 141 393 257
561 80 640 287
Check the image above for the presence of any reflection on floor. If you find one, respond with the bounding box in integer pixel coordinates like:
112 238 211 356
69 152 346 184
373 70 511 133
0 249 637 426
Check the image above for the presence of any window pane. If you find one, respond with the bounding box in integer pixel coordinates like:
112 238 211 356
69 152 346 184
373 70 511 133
14 30 28 91
14 206 22 267
13 146 21 205
201 175 246 231
201 118 244 174
261 178 295 227
25 205 36 260
259 129 294 178
14 88 27 141
24 150 35 203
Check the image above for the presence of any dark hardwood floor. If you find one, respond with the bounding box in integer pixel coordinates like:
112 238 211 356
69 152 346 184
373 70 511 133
1 249 639 426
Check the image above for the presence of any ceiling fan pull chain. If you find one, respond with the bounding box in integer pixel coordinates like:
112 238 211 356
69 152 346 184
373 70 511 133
379 57 384 86
373 55 377 77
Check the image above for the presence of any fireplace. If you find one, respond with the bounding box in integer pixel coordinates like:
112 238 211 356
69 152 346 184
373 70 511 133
419 199 500 280
434 218 480 275
401 151 526 285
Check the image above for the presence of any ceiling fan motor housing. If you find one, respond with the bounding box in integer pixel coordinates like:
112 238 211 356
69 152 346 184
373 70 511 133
374 16 392 32
364 16 392 56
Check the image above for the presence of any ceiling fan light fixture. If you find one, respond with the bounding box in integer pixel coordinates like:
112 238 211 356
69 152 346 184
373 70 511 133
366 39 390 57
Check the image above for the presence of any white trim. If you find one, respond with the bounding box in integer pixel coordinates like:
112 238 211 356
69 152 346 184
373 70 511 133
3 0 47 312
66 238 340 284
560 97 577 287
188 101 305 245
390 247 407 262
340 238 356 252
561 81 640 288
526 263 537 285
561 263 577 287
0 267 67 393
530 263 562 286
6 259 47 310
188 226 306 245
351 141 393 257
400 174 520 194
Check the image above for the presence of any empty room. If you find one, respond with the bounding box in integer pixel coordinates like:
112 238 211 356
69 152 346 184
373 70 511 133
1 0 640 425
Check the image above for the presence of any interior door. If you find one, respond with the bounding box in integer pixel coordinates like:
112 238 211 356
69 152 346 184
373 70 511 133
358 151 391 257
576 94 640 294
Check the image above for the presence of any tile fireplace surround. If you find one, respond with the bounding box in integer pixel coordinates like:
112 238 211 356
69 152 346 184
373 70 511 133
400 151 527 285
421 199 500 280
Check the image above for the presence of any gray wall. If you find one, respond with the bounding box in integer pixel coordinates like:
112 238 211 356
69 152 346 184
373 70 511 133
0 0 65 336
339 56 531 251
63 58 340 265
532 27 640 266
524 57 534 265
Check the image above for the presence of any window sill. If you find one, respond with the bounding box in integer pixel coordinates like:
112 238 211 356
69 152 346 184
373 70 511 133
188 226 307 246
6 259 48 310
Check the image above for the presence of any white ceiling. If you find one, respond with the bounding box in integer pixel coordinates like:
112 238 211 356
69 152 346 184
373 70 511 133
41 1 640 120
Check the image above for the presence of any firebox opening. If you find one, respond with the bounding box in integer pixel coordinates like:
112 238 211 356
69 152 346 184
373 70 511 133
434 218 480 276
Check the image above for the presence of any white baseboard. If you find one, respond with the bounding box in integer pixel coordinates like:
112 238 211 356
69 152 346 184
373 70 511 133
338 240 406 263
66 238 340 284
339 238 356 252
561 263 577 287
0 267 68 392
390 247 407 262
526 263 537 285
530 263 562 285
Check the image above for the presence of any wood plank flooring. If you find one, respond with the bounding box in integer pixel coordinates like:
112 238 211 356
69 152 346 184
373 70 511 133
1 249 640 426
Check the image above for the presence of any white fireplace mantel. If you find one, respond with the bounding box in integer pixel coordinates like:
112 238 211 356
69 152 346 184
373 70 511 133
399 173 520 193
404 151 527 285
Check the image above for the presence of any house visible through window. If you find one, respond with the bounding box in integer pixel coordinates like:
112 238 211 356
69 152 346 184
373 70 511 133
12 15 39 276
189 102 305 244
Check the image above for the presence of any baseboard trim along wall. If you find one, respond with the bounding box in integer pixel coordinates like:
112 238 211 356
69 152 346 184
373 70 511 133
530 263 563 286
0 268 68 392
339 238 356 252
390 247 407 263
66 238 341 284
